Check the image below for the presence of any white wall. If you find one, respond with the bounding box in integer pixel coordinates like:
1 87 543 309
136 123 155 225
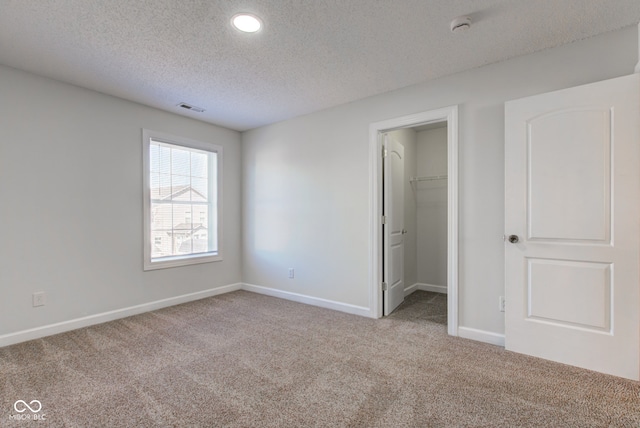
416 126 447 287
0 65 242 337
242 26 638 335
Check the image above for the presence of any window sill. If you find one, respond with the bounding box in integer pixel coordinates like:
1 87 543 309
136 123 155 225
143 253 223 271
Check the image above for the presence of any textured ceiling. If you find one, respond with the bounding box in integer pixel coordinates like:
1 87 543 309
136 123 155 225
1 1 639 131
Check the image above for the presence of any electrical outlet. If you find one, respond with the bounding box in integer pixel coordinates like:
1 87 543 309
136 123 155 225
33 291 46 307
499 296 505 312
288 268 295 279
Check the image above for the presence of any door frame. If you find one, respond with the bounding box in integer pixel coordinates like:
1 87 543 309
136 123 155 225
368 105 459 336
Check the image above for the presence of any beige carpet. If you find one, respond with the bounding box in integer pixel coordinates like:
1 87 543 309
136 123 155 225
1 290 639 427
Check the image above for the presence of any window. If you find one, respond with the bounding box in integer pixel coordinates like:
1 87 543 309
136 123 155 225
143 129 223 270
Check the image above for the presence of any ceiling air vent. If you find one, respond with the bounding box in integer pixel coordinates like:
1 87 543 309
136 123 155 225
177 102 205 113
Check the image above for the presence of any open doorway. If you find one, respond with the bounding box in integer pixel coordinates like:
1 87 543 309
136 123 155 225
369 106 458 337
385 122 448 320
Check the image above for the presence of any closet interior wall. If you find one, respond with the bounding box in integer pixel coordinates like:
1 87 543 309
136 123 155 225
415 126 448 290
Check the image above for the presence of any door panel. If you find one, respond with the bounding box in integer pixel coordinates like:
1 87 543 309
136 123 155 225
527 258 611 331
383 134 405 315
505 74 640 380
527 108 611 242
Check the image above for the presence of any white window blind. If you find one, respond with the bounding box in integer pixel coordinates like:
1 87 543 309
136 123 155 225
143 130 222 270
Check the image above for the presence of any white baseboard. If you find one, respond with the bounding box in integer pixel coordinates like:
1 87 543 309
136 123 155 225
404 283 419 296
458 326 505 347
5 280 485 348
242 283 373 318
0 283 243 348
405 283 447 296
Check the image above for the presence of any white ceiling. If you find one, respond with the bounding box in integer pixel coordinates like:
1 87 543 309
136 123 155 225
1 1 639 131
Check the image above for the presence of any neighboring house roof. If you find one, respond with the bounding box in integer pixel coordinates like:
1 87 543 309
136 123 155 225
150 185 207 202
170 223 206 232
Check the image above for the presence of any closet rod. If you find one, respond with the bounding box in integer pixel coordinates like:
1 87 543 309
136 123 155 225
410 175 448 182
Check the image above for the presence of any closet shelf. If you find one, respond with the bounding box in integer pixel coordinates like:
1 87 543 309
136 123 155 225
410 175 448 183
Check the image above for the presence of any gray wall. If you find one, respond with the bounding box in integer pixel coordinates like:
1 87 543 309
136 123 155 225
416 127 448 287
0 65 242 336
242 26 638 335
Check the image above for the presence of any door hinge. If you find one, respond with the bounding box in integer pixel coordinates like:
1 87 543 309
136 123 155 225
381 215 387 224
381 282 388 291
382 147 387 158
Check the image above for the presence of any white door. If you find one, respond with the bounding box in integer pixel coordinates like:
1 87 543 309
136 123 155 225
383 134 405 315
505 74 640 380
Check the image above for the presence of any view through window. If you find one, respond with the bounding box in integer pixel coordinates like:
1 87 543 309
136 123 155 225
143 130 222 270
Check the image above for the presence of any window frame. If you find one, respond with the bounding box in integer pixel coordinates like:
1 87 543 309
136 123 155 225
142 129 223 271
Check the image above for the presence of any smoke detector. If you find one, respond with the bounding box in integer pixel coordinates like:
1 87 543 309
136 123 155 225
450 16 471 33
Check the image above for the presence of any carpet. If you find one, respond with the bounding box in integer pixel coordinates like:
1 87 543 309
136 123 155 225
1 290 639 427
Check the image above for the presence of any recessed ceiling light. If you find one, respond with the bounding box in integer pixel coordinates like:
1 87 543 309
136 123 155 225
232 13 262 33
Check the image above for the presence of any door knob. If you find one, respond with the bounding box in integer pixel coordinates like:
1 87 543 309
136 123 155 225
508 235 519 244
402 229 408 235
